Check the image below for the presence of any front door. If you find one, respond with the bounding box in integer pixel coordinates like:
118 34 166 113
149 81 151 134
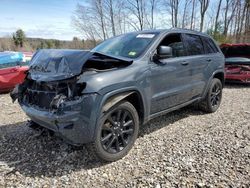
149 33 193 115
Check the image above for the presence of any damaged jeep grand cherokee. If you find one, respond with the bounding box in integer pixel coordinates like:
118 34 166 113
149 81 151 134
11 29 225 161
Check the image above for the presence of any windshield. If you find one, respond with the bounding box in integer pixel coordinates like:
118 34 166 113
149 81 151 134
221 45 250 58
92 32 159 59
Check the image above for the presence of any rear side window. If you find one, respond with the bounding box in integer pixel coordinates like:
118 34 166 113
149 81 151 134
202 37 219 53
183 34 204 55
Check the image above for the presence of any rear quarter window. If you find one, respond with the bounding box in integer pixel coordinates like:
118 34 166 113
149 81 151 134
183 34 204 55
202 37 219 53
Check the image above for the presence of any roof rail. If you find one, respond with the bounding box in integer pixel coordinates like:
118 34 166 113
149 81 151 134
170 27 200 32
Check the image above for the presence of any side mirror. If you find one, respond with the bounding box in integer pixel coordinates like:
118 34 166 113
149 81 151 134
156 46 172 60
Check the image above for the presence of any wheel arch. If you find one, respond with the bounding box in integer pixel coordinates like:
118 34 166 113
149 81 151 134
101 90 145 125
202 70 225 99
213 71 225 87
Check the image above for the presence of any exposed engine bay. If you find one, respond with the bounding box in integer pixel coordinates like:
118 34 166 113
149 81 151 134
11 77 86 110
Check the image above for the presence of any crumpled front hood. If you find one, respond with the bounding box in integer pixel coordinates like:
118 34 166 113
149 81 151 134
29 49 93 81
28 49 133 82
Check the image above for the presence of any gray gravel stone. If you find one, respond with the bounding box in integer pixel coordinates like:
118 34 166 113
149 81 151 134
0 84 250 187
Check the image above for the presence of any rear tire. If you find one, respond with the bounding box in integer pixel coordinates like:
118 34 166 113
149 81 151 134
92 101 139 162
199 78 223 113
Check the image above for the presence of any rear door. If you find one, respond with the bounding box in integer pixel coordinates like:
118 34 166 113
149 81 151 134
201 36 222 80
182 33 209 98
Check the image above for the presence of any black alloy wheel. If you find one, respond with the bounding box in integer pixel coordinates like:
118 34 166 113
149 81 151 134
210 81 222 107
199 78 223 113
101 109 134 153
93 101 139 161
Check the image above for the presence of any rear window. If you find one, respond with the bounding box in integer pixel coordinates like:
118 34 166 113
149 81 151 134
183 34 204 55
0 62 19 69
202 37 219 53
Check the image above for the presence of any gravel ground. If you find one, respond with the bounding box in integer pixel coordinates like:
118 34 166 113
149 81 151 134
0 84 249 188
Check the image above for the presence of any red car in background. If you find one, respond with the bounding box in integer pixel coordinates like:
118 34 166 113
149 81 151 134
220 43 250 84
0 52 29 93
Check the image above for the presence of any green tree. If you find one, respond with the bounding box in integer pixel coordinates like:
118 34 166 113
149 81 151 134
54 40 61 48
73 36 80 41
12 29 26 48
38 41 45 49
72 37 83 48
45 40 54 49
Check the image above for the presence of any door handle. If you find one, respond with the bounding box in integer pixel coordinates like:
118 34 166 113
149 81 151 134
207 59 212 62
181 61 189 66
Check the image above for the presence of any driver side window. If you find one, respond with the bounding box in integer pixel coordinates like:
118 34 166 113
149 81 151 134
159 34 186 57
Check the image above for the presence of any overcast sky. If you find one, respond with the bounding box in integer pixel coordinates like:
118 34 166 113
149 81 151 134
0 0 85 40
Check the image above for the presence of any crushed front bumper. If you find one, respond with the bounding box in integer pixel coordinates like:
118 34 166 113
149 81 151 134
20 94 99 145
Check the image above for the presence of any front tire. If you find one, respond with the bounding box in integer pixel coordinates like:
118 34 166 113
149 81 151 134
199 78 223 113
93 101 139 162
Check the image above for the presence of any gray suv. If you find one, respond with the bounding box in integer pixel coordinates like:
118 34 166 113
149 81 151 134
11 29 225 161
